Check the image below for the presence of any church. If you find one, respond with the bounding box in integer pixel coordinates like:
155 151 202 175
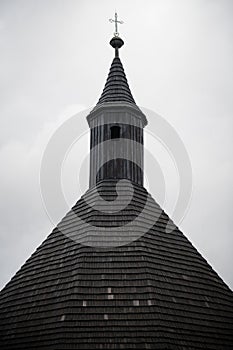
0 14 233 350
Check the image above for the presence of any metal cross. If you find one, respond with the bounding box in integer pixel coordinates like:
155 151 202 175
109 12 123 37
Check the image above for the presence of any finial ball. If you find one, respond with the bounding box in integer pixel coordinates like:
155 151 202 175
110 36 124 50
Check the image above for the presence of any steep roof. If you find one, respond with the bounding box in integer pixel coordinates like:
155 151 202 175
97 36 136 105
0 180 233 349
97 56 136 105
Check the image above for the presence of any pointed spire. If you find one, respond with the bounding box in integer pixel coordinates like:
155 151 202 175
97 37 136 105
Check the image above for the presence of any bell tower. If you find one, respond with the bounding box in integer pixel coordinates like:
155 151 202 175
1 12 233 350
87 33 147 188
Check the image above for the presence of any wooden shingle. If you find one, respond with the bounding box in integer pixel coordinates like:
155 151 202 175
0 180 233 349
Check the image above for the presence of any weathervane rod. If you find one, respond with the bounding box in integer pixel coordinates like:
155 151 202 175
109 11 123 37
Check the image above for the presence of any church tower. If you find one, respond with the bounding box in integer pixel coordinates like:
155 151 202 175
0 14 233 350
87 35 147 187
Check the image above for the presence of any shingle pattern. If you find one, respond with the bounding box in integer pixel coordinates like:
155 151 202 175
97 57 136 104
0 180 233 349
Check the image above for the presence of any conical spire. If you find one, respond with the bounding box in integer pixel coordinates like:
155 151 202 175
97 37 136 105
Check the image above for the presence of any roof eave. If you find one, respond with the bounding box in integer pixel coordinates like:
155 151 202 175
86 102 148 128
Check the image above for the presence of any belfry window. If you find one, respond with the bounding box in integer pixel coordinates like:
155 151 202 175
110 126 120 139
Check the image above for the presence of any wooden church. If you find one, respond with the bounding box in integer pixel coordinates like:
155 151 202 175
0 17 233 350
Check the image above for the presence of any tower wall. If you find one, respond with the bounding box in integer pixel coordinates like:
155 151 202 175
87 104 147 187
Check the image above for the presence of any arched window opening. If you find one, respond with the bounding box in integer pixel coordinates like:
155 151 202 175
110 126 120 139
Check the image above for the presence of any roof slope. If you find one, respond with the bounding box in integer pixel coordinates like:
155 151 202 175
0 180 233 349
97 57 136 105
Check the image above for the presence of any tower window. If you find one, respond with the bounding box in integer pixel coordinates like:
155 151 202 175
110 126 120 139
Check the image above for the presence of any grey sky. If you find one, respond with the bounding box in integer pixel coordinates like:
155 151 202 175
0 0 233 290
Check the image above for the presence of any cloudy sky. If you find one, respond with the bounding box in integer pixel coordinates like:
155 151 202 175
0 0 232 290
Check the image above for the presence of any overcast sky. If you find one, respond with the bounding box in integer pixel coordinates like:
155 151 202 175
0 0 233 290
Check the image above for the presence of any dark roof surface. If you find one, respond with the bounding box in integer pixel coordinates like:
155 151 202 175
0 180 233 349
97 57 136 105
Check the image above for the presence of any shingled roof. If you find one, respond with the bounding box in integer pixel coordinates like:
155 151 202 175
0 180 233 349
97 36 136 105
97 57 136 105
